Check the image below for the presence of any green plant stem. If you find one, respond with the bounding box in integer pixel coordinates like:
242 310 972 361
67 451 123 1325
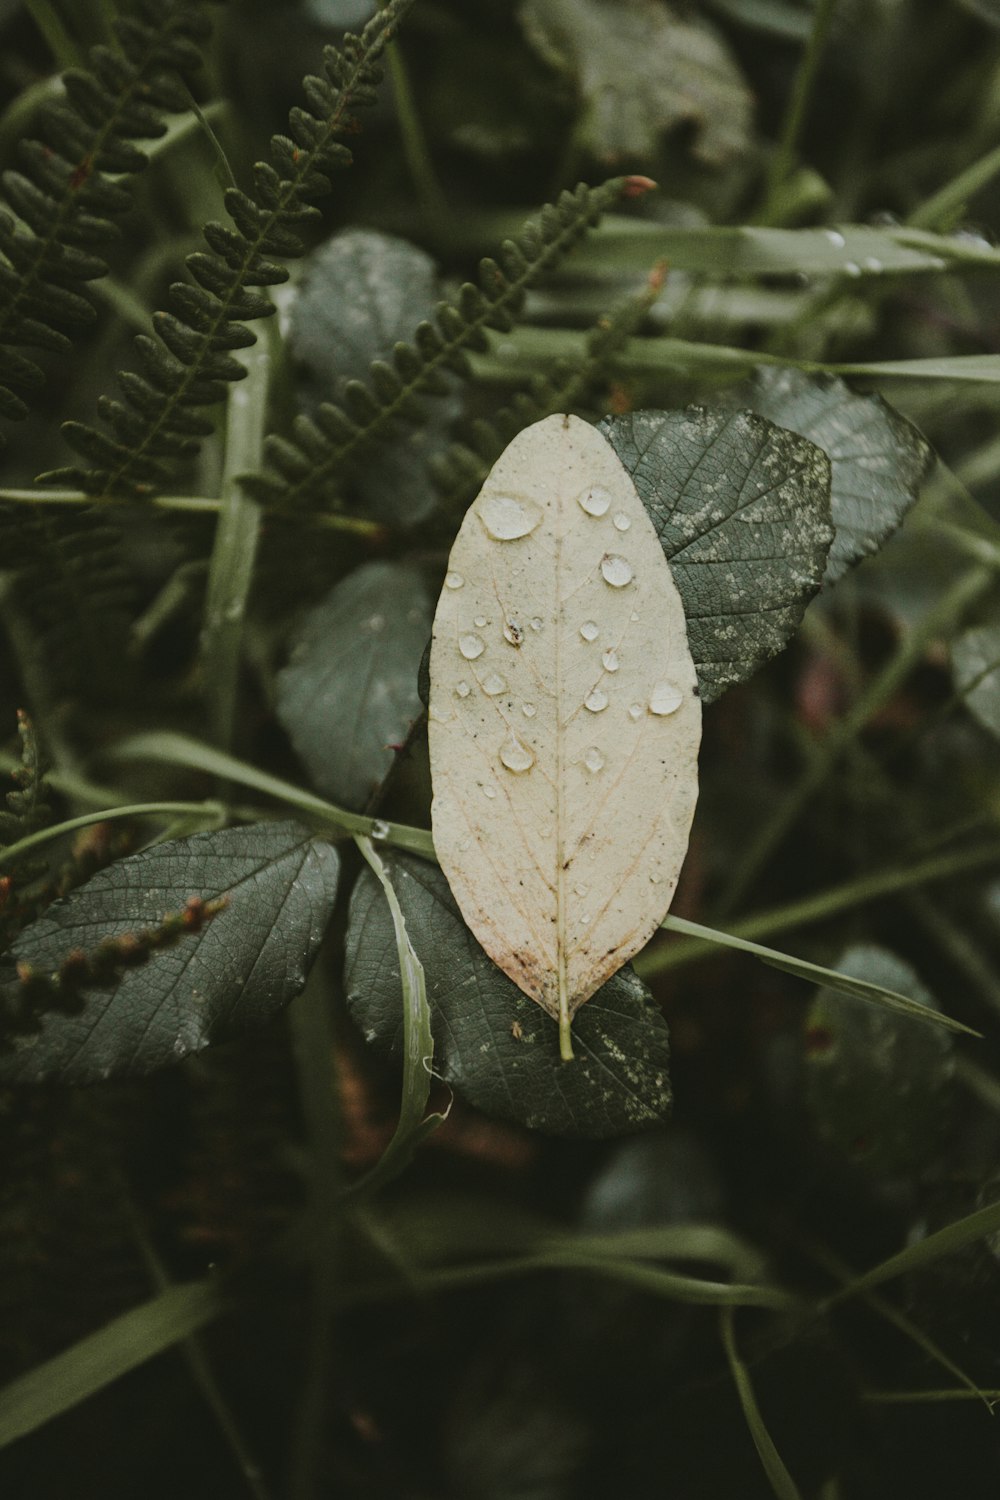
133 1224 272 1500
0 489 383 537
906 140 1000 231
636 839 1000 978
24 0 82 69
0 800 228 871
382 27 449 227
286 959 345 1500
715 565 993 917
822 1197 1000 1311
201 341 270 752
762 0 840 215
108 732 437 857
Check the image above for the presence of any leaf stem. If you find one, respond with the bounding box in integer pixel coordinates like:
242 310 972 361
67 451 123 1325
762 0 840 213
202 341 270 751
0 800 228 871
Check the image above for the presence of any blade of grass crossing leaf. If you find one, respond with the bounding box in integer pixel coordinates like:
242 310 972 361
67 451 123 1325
0 800 228 871
720 1306 805 1500
348 836 444 1197
662 916 980 1037
0 1280 224 1448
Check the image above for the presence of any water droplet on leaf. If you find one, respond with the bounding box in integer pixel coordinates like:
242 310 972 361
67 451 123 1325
499 734 535 773
459 633 485 660
480 492 541 541
445 571 464 589
612 511 631 532
584 687 608 713
474 615 487 628
628 702 643 720
584 746 605 772
522 702 536 718
529 617 543 631
482 672 507 696
455 680 471 698
503 619 524 646
649 681 683 715
602 648 619 672
601 553 633 587
580 620 599 642
371 819 390 840
577 483 612 517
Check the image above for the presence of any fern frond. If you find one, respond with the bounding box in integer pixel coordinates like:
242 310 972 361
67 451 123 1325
0 712 50 851
243 176 652 514
428 261 668 509
0 502 134 701
50 0 417 500
0 0 221 447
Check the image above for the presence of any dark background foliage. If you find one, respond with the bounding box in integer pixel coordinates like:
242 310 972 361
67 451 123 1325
2 1 1000 1497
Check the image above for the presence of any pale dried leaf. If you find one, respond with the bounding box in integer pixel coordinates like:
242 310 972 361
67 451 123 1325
428 414 701 1057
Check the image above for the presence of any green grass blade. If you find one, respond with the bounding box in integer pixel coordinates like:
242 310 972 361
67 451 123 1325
720 1306 805 1500
824 1198 1000 1308
661 915 980 1037
345 836 445 1198
0 1280 224 1448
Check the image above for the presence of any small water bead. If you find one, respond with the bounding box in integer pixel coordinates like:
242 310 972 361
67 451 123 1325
584 687 608 713
482 672 507 696
503 619 524 646
612 511 631 532
474 615 487 628
444 571 464 590
455 680 471 699
649 681 683 715
483 785 497 799
371 819 390 840
574 882 589 898
843 260 861 278
601 553 633 588
499 734 535 773
480 492 541 540
583 746 605 773
601 648 620 673
459 633 485 660
576 483 612 517
649 872 662 885
628 703 643 720
824 228 846 247
579 620 599 642
522 702 537 718
529 617 543 632
864 256 882 272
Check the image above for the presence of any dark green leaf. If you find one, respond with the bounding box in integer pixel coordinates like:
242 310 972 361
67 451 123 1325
289 227 461 522
345 851 672 1139
803 945 955 1177
0 822 339 1084
739 367 933 582
520 0 753 166
600 407 833 704
276 561 431 810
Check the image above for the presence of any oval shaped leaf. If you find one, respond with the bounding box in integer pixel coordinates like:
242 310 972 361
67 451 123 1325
345 850 671 1138
803 944 955 1177
428 414 701 1054
740 367 933 582
277 560 431 810
289 227 460 523
600 407 833 705
0 821 340 1085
